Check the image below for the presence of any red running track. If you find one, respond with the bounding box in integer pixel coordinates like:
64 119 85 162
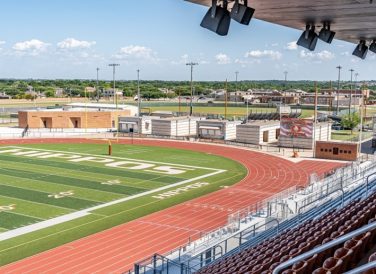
0 138 344 274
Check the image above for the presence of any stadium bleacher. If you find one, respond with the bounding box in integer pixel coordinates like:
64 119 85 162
195 193 376 274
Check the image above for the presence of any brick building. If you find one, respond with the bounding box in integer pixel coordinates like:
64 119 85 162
315 141 358 161
19 108 132 129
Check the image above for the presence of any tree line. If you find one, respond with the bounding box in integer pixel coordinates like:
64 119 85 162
0 79 374 100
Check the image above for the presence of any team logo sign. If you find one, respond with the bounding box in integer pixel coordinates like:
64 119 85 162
280 118 313 138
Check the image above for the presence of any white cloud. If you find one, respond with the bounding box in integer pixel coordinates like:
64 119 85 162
215 53 231 64
340 51 350 57
113 45 157 63
171 54 189 65
285 41 298 50
245 50 282 60
12 39 50 56
234 58 260 67
170 54 208 65
299 50 335 61
57 38 96 49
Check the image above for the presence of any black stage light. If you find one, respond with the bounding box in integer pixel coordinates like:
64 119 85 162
319 22 336 44
352 40 368 59
369 40 376 54
200 0 231 36
230 0 255 25
297 25 318 51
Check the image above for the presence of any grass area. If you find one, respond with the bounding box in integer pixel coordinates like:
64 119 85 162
0 143 247 266
331 130 373 141
0 123 18 127
147 105 314 118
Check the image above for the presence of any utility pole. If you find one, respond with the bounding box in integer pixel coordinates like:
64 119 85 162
108 64 120 108
225 79 228 120
235 71 239 104
349 68 354 115
336 65 342 115
313 81 318 158
186 62 198 116
355 73 359 88
137 69 141 117
359 85 364 156
96 67 100 101
284 71 288 89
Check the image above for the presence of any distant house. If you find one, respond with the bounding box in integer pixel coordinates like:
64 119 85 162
0 92 11 99
55 88 64 97
158 88 175 95
101 88 123 98
84 87 97 94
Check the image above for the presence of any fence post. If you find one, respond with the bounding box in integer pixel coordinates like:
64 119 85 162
153 254 157 274
134 264 140 274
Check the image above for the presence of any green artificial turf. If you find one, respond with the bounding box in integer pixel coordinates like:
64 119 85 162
0 143 247 266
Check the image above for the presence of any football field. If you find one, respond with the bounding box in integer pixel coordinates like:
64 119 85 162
0 142 247 266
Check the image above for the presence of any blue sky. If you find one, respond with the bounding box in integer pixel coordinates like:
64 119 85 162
0 0 374 81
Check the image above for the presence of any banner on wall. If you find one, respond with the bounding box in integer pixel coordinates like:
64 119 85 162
280 118 313 138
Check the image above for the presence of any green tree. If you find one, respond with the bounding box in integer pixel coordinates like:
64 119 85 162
341 112 360 134
44 90 55 98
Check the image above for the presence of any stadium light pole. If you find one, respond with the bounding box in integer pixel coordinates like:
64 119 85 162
96 67 100 101
109 63 120 108
359 87 364 156
349 69 354 115
336 65 342 115
284 71 288 86
137 69 141 117
235 71 239 104
186 62 198 116
246 98 249 123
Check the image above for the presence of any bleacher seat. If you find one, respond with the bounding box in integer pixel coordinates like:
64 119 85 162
195 192 376 274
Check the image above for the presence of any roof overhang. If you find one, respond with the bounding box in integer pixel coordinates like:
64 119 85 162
185 0 376 44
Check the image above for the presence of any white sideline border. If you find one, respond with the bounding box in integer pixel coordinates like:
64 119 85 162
0 146 226 241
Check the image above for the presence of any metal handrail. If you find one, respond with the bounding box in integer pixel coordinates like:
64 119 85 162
272 222 376 274
297 188 344 221
366 171 376 196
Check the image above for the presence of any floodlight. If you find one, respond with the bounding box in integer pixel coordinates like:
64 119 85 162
200 0 231 36
230 0 255 25
352 40 368 59
319 22 336 44
369 40 376 54
297 25 318 51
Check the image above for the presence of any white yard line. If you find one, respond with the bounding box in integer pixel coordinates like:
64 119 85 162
0 146 226 241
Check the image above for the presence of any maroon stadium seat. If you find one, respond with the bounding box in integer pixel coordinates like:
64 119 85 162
304 254 318 273
344 239 363 267
312 267 328 274
298 242 310 253
322 257 343 274
334 247 353 271
291 260 308 274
